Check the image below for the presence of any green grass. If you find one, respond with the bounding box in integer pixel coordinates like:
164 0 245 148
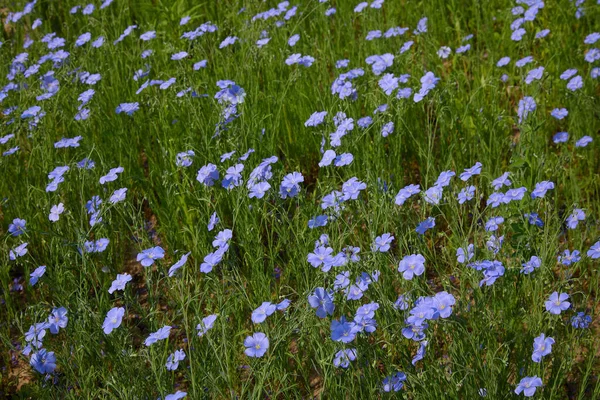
1 0 599 398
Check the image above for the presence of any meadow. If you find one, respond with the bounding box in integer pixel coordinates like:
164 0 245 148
1 0 599 398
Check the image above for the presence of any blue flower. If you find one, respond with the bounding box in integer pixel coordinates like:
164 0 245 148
197 314 218 336
280 172 304 198
30 266 46 286
103 307 125 334
244 332 269 357
515 376 542 397
251 302 277 324
197 163 220 186
144 325 171 346
137 246 165 267
398 254 425 280
373 233 394 252
47 307 68 334
30 349 56 374
330 316 357 343
521 256 541 274
416 217 435 235
531 333 554 362
308 287 335 318
545 292 570 315
166 349 186 371
333 349 357 368
8 218 26 236
571 312 592 328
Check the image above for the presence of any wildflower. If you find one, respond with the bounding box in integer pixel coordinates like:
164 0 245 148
109 188 128 204
398 254 426 280
551 108 568 119
458 186 475 204
166 349 186 371
558 249 581 266
381 122 394 137
10 243 28 260
525 67 544 84
531 181 554 199
333 349 357 368
532 334 554 362
545 292 570 315
244 332 269 357
330 316 357 343
109 273 132 293
280 172 304 198
103 307 125 334
144 325 172 346
571 312 592 328
515 376 543 397
416 217 435 235
8 218 26 236
566 76 583 91
308 287 335 318
197 164 220 186
485 216 504 232
373 233 394 252
197 314 218 336
438 46 451 58
412 340 428 365
30 349 56 374
30 266 46 286
137 246 165 267
517 96 536 123
457 244 474 264
424 185 443 204
588 241 600 259
435 170 455 187
165 392 187 400
566 209 585 229
47 307 68 334
395 184 421 205
553 131 569 144
575 136 593 147
307 246 334 270
521 256 541 274
251 302 277 324
382 371 407 392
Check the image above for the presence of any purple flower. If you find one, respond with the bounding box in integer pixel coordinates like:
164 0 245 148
460 162 482 181
515 376 543 397
308 215 328 229
307 246 334 270
244 332 269 357
168 252 190 277
553 131 569 144
251 302 277 324
395 184 421 205
144 325 172 346
566 209 585 229
30 349 56 374
517 96 536 123
333 349 357 368
166 349 186 371
308 287 335 318
197 163 220 186
373 233 394 252
521 256 541 274
588 241 600 259
457 185 475 204
8 218 26 236
103 307 125 334
485 216 504 232
398 254 425 280
137 246 165 267
47 307 68 334
416 217 435 235
382 372 407 392
30 266 46 286
456 244 474 264
330 316 357 343
197 314 218 336
108 273 132 293
531 181 554 199
551 108 568 119
571 312 592 329
279 172 304 199
566 76 583 91
381 121 394 137
531 333 554 362
575 136 593 147
545 292 570 315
